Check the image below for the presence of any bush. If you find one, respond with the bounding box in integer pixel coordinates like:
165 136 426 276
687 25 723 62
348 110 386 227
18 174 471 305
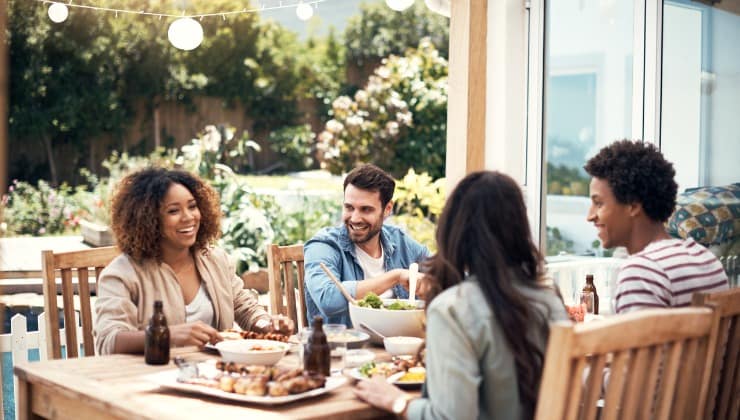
317 39 448 179
390 169 446 252
267 125 317 173
1 180 82 236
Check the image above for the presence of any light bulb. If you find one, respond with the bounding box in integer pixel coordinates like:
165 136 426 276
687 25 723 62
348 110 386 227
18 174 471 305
48 3 69 23
167 18 204 51
296 3 314 21
385 0 415 12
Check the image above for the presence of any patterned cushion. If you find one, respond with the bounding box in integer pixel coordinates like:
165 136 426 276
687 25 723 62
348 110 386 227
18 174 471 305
667 183 740 246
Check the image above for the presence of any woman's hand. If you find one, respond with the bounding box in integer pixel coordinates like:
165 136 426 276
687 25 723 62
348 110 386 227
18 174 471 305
353 377 407 413
253 315 295 335
169 321 222 347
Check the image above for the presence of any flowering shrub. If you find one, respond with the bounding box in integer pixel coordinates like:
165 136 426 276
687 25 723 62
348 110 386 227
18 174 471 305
390 169 446 252
317 38 448 179
2 179 82 236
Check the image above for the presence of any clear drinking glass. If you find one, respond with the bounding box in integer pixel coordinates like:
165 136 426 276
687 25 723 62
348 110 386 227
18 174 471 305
296 328 313 370
323 323 347 374
580 291 595 315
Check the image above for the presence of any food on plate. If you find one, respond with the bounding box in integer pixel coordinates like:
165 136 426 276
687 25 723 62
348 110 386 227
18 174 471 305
179 360 326 397
219 328 290 342
357 354 425 380
396 367 426 383
356 293 418 310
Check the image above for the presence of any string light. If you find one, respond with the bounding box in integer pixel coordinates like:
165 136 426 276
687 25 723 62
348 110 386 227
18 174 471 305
47 2 69 23
168 18 204 51
35 0 330 50
385 0 415 12
35 0 327 20
295 2 314 21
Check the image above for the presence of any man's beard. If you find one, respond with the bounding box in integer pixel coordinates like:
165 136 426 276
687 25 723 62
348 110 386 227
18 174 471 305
345 221 382 245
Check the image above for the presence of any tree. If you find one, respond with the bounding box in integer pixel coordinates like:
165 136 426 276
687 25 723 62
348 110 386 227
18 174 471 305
343 1 449 85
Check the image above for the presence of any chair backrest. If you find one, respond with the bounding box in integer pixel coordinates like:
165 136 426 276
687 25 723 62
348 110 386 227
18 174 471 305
266 244 307 331
536 308 721 420
42 246 119 359
692 288 740 420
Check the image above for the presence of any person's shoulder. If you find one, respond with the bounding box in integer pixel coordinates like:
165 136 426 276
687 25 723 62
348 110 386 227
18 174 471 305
382 224 425 248
428 280 484 313
306 225 344 244
103 253 138 273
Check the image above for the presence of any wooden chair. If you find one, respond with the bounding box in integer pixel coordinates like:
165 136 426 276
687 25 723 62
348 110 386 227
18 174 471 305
536 307 721 420
42 246 119 359
266 244 307 331
692 288 740 420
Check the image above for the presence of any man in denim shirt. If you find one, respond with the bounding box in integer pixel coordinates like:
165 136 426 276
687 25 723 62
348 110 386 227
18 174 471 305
304 164 429 326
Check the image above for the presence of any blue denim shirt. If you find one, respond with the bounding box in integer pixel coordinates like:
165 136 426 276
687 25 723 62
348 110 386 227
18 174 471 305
303 224 430 326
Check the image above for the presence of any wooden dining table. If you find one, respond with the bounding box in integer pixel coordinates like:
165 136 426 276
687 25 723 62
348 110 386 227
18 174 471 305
14 345 414 419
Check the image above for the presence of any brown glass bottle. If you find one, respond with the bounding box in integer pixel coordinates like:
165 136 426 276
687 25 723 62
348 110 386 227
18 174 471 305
583 274 600 315
145 300 170 365
303 316 330 376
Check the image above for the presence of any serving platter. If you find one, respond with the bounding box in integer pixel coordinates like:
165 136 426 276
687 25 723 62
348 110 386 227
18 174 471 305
144 369 347 405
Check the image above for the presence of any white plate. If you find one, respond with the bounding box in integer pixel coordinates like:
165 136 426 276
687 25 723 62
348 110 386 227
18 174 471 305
144 369 347 405
346 367 424 388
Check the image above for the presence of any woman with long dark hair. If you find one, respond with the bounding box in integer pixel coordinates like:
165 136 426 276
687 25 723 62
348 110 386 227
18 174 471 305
354 171 567 419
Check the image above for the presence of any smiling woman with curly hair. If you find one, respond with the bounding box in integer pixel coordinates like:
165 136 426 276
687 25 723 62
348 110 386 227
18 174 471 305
94 168 293 355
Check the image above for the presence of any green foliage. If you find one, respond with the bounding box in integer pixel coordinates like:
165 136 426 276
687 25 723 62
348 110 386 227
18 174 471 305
270 193 341 246
547 163 590 196
344 2 449 66
317 39 448 178
390 169 446 252
179 125 261 178
546 227 575 256
267 125 317 173
300 28 347 117
1 180 83 236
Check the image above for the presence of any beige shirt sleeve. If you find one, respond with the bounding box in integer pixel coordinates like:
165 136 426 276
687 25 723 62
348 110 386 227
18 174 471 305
94 257 141 355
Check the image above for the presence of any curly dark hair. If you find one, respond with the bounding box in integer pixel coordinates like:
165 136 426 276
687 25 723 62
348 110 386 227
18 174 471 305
343 164 396 208
110 168 222 261
584 139 677 223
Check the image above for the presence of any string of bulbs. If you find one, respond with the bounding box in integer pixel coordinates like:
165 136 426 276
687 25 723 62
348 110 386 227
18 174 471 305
39 0 328 50
38 1 449 50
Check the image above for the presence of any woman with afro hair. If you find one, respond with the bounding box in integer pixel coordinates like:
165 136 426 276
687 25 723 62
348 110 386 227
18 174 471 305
94 168 292 355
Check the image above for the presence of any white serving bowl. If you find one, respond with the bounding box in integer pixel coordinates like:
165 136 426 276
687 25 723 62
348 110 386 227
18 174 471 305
349 298 425 343
214 339 289 365
383 336 424 356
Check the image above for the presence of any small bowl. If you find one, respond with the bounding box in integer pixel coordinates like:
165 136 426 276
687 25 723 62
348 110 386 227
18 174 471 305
215 339 289 365
383 336 424 356
344 349 376 368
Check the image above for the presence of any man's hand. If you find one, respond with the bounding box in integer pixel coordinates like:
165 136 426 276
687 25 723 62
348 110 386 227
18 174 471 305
169 321 222 347
397 270 428 297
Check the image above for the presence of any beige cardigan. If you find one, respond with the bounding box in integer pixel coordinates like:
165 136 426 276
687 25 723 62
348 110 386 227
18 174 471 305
94 247 270 355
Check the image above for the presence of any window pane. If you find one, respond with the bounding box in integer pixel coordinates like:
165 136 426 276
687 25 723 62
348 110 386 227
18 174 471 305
661 0 740 192
544 0 635 256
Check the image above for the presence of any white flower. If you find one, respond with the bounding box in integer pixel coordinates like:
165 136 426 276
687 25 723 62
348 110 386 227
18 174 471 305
386 121 399 136
333 96 353 111
346 115 363 127
326 119 344 134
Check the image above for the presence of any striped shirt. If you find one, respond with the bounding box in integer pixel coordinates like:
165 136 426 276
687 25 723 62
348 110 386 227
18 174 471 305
615 238 729 313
